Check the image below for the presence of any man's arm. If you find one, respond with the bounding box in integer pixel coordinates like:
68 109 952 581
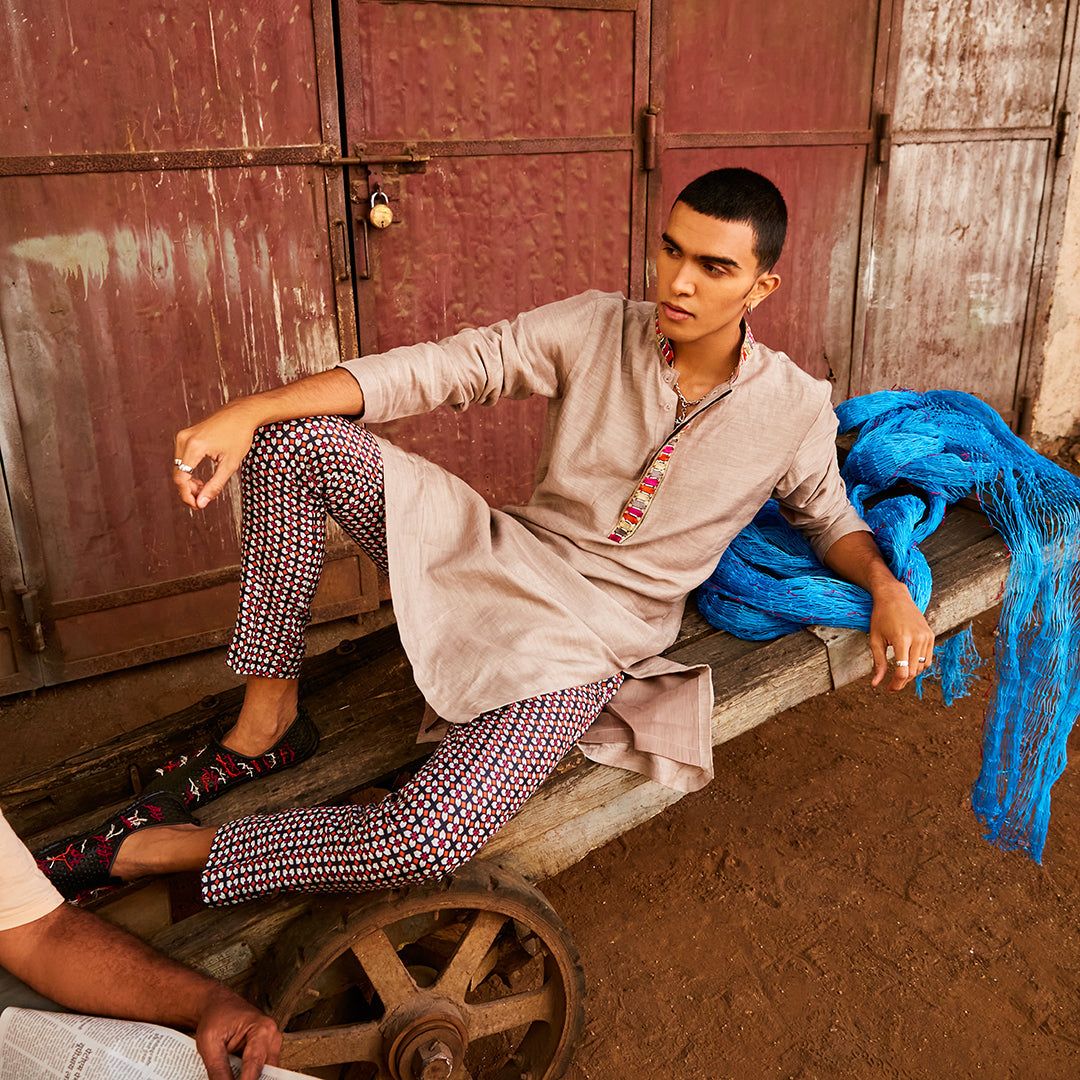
0 903 281 1080
822 530 935 692
174 367 364 509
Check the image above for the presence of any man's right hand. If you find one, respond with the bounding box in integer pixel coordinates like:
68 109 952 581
174 403 259 510
172 369 366 510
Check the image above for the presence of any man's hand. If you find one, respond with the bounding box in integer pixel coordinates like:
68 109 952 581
867 579 935 692
0 902 282 1079
174 404 259 510
194 986 283 1080
172 369 366 510
823 530 935 692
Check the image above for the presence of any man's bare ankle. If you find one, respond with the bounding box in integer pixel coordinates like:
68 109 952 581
111 824 205 880
220 711 295 756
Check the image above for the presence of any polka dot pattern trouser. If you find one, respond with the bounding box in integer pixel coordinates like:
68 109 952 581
227 416 389 679
205 416 624 905
204 671 624 905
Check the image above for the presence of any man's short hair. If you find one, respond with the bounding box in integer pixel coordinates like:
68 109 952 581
675 168 787 272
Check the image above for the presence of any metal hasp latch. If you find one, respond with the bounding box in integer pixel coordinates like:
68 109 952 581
13 583 45 653
319 146 430 172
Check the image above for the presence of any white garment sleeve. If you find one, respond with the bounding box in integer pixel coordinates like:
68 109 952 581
0 811 64 931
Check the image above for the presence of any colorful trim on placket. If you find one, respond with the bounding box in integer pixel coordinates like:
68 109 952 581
606 316 754 544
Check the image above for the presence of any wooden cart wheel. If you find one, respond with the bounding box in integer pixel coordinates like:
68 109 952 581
254 862 585 1080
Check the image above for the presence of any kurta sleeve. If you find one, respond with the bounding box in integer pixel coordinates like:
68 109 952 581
772 388 871 562
338 291 608 423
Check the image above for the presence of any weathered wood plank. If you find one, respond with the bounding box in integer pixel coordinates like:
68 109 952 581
483 762 683 882
18 628 425 847
20 502 1012 980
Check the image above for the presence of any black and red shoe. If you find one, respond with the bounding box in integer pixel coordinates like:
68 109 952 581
149 706 320 809
35 789 195 903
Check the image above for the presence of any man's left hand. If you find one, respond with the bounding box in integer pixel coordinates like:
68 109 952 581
194 987 283 1080
868 581 935 692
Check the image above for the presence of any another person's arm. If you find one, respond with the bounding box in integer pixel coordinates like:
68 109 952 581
0 903 281 1080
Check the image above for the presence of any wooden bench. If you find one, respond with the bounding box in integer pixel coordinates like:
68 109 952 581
2 504 1008 1079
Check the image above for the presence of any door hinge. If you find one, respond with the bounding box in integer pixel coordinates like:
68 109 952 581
643 106 659 171
875 112 892 165
13 584 45 653
1055 110 1071 158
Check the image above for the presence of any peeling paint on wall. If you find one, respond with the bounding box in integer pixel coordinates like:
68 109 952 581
9 221 291 308
11 232 110 299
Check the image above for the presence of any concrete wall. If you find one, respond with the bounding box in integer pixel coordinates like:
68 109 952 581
1034 154 1080 445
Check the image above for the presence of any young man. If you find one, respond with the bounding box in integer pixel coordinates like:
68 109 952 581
0 811 280 1078
39 168 933 905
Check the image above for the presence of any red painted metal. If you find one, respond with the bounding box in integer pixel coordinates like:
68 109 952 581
341 3 634 145
340 0 650 507
0 0 323 156
660 0 880 135
1 0 1074 698
0 0 369 688
0 146 330 178
649 0 888 393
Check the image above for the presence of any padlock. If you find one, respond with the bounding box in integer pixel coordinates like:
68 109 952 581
369 189 393 229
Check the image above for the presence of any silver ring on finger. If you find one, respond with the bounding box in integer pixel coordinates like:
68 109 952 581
174 459 194 474
918 656 927 662
895 660 909 667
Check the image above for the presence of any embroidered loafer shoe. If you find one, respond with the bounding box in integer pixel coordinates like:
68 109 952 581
149 706 320 809
35 789 195 903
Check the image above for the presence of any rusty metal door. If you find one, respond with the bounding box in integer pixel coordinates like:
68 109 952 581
0 0 375 690
337 0 651 507
857 0 1076 424
2 0 1076 697
647 0 892 394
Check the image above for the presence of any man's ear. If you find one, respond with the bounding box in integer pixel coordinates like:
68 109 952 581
748 272 781 310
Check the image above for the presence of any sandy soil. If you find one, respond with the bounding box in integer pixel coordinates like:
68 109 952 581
543 607 1080 1080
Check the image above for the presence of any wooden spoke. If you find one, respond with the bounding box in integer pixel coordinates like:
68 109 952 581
463 979 561 1040
434 909 507 999
348 926 418 1010
281 1022 386 1071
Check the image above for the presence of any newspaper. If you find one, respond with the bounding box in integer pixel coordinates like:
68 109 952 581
0 1009 315 1080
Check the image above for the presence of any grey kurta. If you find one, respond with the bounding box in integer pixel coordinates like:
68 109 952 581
340 291 869 791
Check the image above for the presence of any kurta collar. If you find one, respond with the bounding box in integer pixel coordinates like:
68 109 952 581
608 316 754 545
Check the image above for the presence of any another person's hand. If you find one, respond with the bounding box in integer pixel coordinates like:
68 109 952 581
868 581 935 692
174 404 259 510
193 985 282 1080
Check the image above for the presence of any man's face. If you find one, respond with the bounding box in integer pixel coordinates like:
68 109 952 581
655 201 780 352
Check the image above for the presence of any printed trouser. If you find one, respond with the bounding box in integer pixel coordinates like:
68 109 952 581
205 416 623 905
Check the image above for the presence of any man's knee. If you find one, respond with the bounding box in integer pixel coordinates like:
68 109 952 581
244 415 363 478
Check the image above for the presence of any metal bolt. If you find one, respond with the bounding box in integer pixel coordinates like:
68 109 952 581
416 1038 454 1080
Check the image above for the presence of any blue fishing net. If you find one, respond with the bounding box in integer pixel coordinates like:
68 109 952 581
697 389 1080 862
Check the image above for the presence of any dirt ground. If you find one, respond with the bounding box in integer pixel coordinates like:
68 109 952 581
6 551 1077 1080
542 606 1080 1080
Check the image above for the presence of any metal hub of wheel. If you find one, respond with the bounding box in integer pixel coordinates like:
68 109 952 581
385 1002 468 1079
255 861 586 1080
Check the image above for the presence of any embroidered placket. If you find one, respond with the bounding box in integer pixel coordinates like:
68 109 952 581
607 318 754 544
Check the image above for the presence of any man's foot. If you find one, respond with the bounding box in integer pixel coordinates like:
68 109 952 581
150 707 320 809
35 790 196 903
